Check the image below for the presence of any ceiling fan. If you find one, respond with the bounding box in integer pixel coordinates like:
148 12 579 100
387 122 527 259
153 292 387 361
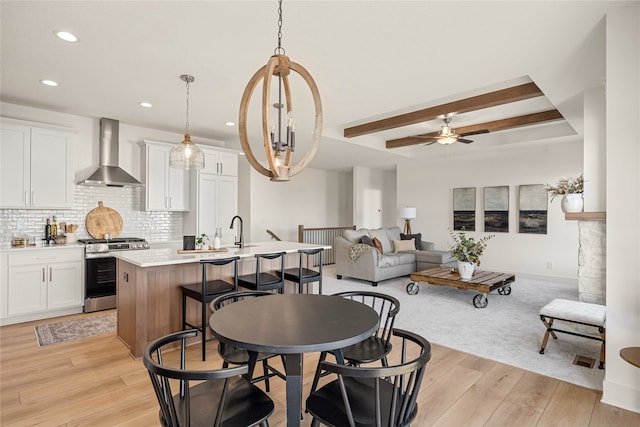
418 116 489 146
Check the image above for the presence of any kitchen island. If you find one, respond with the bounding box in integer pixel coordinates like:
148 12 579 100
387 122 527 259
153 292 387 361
112 241 329 358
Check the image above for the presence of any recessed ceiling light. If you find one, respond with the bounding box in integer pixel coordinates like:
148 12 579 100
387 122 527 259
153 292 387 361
139 102 153 108
225 121 236 127
55 31 78 42
41 79 59 87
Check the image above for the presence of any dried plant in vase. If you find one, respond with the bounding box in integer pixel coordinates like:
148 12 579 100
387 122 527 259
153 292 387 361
545 174 584 201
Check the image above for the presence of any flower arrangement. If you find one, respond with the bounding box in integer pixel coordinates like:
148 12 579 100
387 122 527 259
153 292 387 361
449 228 494 266
195 233 209 246
545 174 584 201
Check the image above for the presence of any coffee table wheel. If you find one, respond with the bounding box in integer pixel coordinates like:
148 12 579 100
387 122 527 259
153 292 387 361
406 282 420 295
473 293 488 308
497 285 511 295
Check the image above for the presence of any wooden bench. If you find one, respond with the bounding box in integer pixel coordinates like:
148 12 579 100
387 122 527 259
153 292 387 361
539 298 606 369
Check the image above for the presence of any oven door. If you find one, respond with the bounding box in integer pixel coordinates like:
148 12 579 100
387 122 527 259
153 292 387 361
85 256 116 299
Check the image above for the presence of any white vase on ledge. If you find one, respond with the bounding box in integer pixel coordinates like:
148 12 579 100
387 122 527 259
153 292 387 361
458 261 475 279
561 193 584 213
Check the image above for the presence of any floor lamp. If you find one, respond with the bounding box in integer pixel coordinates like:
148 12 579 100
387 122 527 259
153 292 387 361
399 207 416 234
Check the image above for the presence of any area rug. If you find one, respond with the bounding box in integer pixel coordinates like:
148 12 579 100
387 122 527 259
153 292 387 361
34 312 116 346
321 266 605 391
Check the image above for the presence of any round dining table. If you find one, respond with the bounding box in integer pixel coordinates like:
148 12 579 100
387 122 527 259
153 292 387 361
209 293 379 427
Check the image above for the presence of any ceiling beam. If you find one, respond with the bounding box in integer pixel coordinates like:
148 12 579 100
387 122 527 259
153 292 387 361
343 82 544 138
385 109 565 149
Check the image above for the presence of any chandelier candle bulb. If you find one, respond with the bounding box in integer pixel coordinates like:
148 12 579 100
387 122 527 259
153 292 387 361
291 125 295 151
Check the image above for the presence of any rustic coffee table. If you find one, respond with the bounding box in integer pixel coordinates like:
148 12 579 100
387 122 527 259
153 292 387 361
407 266 516 308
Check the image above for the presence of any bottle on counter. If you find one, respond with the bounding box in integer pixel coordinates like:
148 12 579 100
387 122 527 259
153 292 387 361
213 229 221 250
45 218 52 243
51 215 58 237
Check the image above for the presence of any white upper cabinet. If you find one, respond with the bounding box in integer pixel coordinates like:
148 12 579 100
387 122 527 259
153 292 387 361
0 118 74 209
183 146 238 246
202 148 238 177
143 141 189 211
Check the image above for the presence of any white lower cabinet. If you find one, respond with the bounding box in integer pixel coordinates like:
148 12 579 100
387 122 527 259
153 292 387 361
2 248 83 324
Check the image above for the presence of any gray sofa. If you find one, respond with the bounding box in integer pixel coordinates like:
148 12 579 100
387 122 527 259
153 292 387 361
334 226 456 286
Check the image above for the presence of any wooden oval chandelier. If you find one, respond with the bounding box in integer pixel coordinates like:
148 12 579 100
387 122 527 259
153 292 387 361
238 0 322 182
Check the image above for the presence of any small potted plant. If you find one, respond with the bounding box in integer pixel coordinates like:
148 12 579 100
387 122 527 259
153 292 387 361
449 228 494 279
195 233 209 250
545 174 584 213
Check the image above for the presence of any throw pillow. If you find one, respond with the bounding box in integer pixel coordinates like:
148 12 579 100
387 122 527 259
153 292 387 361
393 238 416 252
372 237 383 254
401 233 422 250
361 236 374 247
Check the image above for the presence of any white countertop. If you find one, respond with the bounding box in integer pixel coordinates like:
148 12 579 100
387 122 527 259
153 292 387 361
0 242 85 252
111 241 331 267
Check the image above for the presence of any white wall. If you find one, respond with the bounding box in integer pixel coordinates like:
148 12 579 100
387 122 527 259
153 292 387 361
353 166 396 229
397 141 583 279
243 165 353 243
583 85 607 212
602 2 640 413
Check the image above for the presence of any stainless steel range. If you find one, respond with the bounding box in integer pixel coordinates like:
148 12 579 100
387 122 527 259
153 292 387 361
78 237 149 312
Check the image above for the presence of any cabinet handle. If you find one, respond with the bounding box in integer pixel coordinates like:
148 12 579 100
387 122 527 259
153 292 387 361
219 163 223 174
42 267 46 282
31 191 36 205
168 196 172 209
49 267 52 282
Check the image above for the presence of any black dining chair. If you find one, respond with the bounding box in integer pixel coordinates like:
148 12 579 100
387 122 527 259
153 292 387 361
181 256 240 361
143 329 274 427
237 252 286 294
310 291 400 392
283 248 324 294
210 291 286 392
306 328 432 427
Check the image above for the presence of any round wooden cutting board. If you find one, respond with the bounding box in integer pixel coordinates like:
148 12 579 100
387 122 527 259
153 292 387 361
86 201 123 239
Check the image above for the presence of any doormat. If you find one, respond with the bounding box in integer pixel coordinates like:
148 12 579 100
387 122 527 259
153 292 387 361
34 312 117 346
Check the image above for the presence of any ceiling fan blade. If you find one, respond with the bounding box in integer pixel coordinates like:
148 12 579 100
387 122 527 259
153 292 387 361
459 129 489 137
457 138 474 144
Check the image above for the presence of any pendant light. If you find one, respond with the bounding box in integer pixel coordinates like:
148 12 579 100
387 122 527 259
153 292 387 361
238 0 322 181
169 74 205 170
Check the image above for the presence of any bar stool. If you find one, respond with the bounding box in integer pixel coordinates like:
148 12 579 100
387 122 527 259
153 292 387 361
237 252 286 294
283 248 324 294
181 256 239 361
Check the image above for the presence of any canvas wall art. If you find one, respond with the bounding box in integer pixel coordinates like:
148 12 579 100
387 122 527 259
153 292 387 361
453 187 476 231
484 186 509 232
518 184 547 234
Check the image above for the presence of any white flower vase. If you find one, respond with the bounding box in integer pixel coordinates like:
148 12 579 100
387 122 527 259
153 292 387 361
458 261 475 279
561 193 584 213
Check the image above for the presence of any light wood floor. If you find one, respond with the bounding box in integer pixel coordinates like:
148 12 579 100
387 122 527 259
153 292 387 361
1 310 639 427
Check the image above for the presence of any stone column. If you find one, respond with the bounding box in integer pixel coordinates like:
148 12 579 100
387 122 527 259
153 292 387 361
578 221 606 304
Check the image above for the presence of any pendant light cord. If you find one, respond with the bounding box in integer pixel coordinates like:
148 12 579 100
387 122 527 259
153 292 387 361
185 78 190 134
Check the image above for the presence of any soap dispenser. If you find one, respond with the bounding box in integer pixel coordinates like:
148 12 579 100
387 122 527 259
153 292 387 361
213 229 221 250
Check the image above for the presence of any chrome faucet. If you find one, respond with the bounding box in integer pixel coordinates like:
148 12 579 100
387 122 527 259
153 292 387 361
229 215 244 248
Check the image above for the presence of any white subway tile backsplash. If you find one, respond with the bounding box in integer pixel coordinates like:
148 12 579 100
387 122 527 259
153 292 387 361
1 185 182 243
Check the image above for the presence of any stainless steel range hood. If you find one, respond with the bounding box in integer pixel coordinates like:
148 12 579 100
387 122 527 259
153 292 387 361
79 118 143 187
